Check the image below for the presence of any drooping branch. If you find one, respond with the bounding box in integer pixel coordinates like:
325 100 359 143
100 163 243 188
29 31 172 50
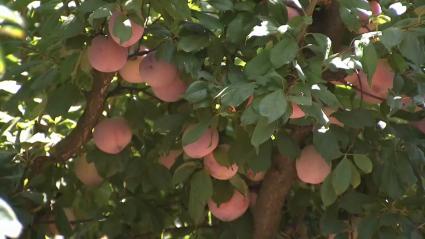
51 71 113 163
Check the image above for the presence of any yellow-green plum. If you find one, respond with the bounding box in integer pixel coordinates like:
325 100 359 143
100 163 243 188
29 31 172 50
108 11 144 47
93 117 132 154
208 190 249 222
88 35 128 72
296 145 331 184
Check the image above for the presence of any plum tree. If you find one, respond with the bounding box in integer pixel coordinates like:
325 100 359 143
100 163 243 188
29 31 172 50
296 145 331 184
2 1 425 239
151 77 187 102
159 150 182 169
182 126 219 158
92 117 132 154
87 36 128 73
74 155 103 187
208 190 249 222
108 11 144 47
139 52 178 88
203 145 238 180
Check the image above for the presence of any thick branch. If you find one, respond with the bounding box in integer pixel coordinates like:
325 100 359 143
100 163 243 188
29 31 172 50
253 126 312 239
52 71 113 162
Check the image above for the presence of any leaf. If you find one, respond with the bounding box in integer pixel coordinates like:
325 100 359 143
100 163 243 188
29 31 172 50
54 208 73 237
380 27 403 50
399 32 425 65
45 84 83 117
229 175 248 196
321 176 337 207
311 84 341 108
212 181 234 206
209 0 233 11
267 0 287 25
332 158 353 195
178 35 210 52
251 118 276 147
361 43 378 84
259 90 287 123
220 83 255 107
0 198 22 238
182 118 211 146
88 6 112 26
353 154 373 174
244 50 272 79
113 14 132 43
357 216 379 239
313 131 343 161
350 163 361 189
333 109 375 129
270 35 299 68
189 170 213 224
226 13 253 43
275 133 301 160
184 81 209 103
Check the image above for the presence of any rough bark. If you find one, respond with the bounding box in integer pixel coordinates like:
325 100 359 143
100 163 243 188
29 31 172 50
253 126 312 239
52 71 113 162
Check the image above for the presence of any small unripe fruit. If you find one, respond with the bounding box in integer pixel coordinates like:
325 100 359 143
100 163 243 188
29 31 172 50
204 145 238 180
74 155 103 187
183 126 219 158
108 11 144 47
139 52 178 88
159 150 182 169
208 190 249 222
296 145 331 184
151 76 187 102
286 6 300 20
246 169 265 182
93 117 132 154
88 36 128 72
290 103 305 119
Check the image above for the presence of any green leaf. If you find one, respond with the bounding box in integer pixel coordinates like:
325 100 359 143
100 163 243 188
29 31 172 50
332 158 353 195
333 109 374 129
399 32 425 65
259 90 287 123
212 181 234 206
380 27 403 50
357 216 379 239
321 176 337 207
0 46 4 80
267 0 287 25
350 163 361 189
244 50 272 79
353 154 373 174
182 118 211 146
0 198 22 238
251 118 276 147
311 84 341 108
178 35 210 52
45 84 83 117
184 81 209 103
361 43 378 84
209 0 233 11
275 133 301 160
54 208 73 237
313 131 343 161
167 160 196 184
270 35 299 68
220 83 255 107
113 14 132 43
226 13 253 43
229 175 248 196
214 146 232 166
88 6 112 26
189 170 213 224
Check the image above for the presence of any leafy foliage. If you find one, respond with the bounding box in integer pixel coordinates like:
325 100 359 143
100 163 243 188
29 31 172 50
0 0 424 238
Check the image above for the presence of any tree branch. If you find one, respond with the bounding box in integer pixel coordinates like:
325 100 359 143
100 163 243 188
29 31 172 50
253 126 312 239
51 71 113 163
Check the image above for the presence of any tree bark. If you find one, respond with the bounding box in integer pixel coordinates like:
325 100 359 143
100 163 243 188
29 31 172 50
253 126 312 239
52 71 113 162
